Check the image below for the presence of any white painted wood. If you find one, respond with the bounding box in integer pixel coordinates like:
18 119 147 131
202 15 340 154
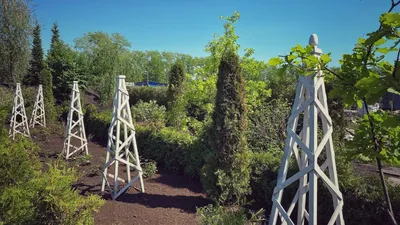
268 34 345 225
125 82 135 87
62 81 89 159
29 85 46 128
101 75 145 200
9 83 30 140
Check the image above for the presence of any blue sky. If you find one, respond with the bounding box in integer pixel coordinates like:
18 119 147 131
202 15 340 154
34 0 399 66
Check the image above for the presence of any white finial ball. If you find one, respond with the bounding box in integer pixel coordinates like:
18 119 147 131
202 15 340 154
309 34 318 46
118 75 126 79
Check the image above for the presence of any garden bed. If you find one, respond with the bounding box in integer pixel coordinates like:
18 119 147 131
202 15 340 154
33 132 212 225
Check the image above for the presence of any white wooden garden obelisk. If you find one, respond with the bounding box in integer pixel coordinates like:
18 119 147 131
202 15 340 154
268 34 344 225
101 75 145 200
62 81 89 159
29 84 46 128
9 83 30 140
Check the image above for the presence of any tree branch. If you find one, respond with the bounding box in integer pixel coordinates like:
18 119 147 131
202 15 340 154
323 66 345 80
363 97 398 225
393 47 400 78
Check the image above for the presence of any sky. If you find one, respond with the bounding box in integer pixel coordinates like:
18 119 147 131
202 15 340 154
33 0 399 66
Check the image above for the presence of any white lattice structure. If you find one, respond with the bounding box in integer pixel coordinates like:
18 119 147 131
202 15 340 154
9 83 30 140
268 34 344 225
29 84 46 128
101 75 145 200
62 81 89 159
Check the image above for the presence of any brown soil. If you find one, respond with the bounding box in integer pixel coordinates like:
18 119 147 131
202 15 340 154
33 131 212 225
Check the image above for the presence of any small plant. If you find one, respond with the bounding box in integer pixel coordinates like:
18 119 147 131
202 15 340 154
141 158 158 178
131 100 166 127
88 164 102 177
196 204 264 225
75 154 92 166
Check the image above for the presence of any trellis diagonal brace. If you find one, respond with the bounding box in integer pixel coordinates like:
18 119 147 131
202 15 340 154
101 75 145 200
62 81 89 160
268 34 345 225
9 83 30 140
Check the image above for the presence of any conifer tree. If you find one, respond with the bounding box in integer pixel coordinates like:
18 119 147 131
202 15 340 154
24 23 44 86
166 61 186 127
48 22 61 88
201 49 251 204
50 23 60 46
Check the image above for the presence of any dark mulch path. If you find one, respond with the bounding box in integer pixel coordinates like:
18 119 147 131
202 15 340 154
33 131 212 225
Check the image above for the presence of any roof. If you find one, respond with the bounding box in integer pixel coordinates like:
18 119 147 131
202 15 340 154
134 81 167 87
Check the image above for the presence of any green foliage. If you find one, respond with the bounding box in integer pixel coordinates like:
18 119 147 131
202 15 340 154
141 158 158 178
0 0 33 83
128 86 168 107
40 68 56 121
24 23 44 86
166 61 187 128
347 111 400 164
196 204 264 225
131 100 166 128
248 150 282 209
204 11 241 75
47 40 87 102
185 75 216 121
136 126 195 174
0 131 40 193
247 99 291 152
202 50 250 204
0 129 104 225
74 32 130 104
84 105 112 143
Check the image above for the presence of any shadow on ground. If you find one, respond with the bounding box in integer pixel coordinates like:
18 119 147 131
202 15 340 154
116 192 212 213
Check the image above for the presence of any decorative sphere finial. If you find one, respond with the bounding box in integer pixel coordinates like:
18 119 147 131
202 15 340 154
309 34 318 46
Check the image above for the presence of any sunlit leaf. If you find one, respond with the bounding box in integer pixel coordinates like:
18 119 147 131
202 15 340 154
376 47 390 54
357 99 363 109
388 87 400 95
268 57 283 66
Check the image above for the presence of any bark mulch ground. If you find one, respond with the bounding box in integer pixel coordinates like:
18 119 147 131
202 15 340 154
33 131 212 225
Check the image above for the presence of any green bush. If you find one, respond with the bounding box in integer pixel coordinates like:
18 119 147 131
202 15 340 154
84 104 112 143
128 86 168 107
131 100 166 128
136 126 194 174
141 158 158 178
0 128 104 225
247 99 291 153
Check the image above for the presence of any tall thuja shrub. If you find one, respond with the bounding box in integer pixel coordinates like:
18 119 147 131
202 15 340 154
201 50 251 204
166 61 187 127
24 23 44 86
41 68 56 121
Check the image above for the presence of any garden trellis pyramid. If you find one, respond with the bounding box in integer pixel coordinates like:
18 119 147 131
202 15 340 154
29 84 46 128
62 81 89 159
268 34 344 225
101 75 145 200
9 83 30 140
